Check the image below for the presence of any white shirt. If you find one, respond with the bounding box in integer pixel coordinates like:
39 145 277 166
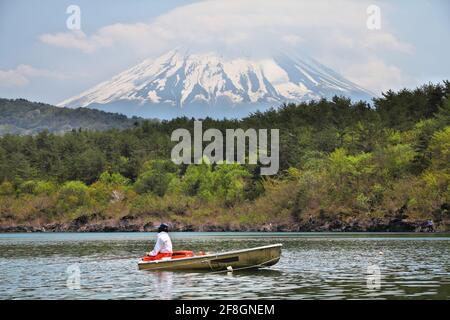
150 232 173 256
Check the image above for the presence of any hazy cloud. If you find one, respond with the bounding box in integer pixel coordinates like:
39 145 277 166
345 58 411 93
0 65 68 87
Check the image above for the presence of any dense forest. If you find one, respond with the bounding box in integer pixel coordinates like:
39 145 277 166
0 81 449 232
0 98 144 135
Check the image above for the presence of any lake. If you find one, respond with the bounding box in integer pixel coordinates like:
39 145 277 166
0 232 449 299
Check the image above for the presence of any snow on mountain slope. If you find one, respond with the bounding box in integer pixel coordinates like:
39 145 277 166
59 49 373 118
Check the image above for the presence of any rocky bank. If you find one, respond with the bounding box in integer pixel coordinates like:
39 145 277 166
0 216 443 233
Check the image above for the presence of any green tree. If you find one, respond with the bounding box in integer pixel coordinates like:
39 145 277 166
212 163 251 205
0 179 14 196
70 149 106 184
99 171 130 187
34 180 57 195
134 160 178 196
57 181 89 213
428 126 450 172
181 162 214 199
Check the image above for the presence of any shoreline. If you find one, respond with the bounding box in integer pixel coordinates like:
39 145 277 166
0 217 444 233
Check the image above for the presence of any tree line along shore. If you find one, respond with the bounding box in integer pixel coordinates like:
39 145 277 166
0 82 449 232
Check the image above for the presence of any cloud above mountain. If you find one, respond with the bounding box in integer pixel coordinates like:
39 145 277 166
39 0 414 94
0 65 67 88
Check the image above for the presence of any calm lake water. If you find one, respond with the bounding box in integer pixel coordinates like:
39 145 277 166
0 232 449 300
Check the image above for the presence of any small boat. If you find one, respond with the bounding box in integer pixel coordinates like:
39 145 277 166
138 244 282 271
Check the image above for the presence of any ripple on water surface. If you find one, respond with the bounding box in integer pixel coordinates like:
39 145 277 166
0 232 449 299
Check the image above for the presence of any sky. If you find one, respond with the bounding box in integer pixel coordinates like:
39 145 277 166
0 0 449 105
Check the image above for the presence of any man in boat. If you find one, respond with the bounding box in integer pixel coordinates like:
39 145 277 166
146 223 173 260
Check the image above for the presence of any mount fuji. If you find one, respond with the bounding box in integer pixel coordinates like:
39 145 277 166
59 49 373 119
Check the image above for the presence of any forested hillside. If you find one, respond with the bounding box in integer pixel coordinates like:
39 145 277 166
0 82 449 232
0 98 142 135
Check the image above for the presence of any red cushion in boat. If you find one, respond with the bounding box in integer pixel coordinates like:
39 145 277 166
142 250 194 261
171 250 194 259
142 252 172 261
